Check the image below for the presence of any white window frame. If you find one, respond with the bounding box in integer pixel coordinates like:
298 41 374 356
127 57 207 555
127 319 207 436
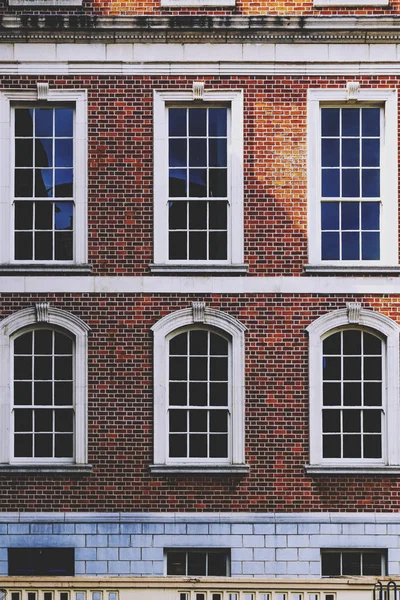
0 306 90 467
321 549 387 577
150 307 248 473
307 88 398 269
152 90 244 273
306 307 400 474
0 89 88 267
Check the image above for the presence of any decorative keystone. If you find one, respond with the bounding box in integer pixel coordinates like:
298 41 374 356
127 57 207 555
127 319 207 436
37 82 49 101
346 81 360 102
35 302 50 323
192 302 205 323
193 81 205 101
347 302 361 324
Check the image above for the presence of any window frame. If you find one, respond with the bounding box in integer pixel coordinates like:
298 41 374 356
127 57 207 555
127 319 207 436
0 89 88 268
306 307 400 474
321 549 387 577
307 88 398 270
152 90 245 273
150 306 248 473
0 306 90 468
165 548 231 576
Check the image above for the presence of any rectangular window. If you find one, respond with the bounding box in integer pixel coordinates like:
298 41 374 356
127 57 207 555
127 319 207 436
307 88 398 269
166 549 230 576
8 548 75 575
169 107 228 261
321 107 381 261
153 90 244 273
321 550 386 576
14 106 74 261
0 89 87 268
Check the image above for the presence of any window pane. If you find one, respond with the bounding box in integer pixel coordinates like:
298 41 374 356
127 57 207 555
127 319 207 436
209 108 227 137
362 108 380 137
342 553 361 575
189 109 206 136
321 109 340 136
322 170 340 197
167 552 186 575
169 109 187 137
169 139 187 168
342 109 360 136
322 553 341 576
342 139 359 167
188 552 207 575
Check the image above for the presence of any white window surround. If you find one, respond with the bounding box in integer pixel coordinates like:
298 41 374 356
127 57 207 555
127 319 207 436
152 89 245 274
150 306 248 474
0 305 90 471
307 87 398 272
0 88 88 270
306 306 400 475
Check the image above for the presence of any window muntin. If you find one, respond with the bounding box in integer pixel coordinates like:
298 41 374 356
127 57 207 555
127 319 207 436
321 550 386 576
168 107 228 261
322 329 383 460
169 329 230 460
166 549 230 576
13 106 74 262
321 107 382 262
12 329 74 461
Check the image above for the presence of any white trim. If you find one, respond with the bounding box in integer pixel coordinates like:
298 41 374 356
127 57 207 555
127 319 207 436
151 307 246 469
0 89 88 266
0 306 90 466
153 89 243 269
307 87 398 268
7 275 400 294
306 308 400 469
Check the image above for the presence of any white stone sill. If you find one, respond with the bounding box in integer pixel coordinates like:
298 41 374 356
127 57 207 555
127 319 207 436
0 464 93 474
304 264 400 275
305 464 400 475
149 464 249 474
149 264 248 274
0 264 92 275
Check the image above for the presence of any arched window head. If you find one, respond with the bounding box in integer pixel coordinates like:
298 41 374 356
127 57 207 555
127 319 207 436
306 304 400 474
0 304 90 470
150 304 248 474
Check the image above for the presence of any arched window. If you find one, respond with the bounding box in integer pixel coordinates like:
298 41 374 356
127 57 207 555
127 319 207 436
0 304 90 469
151 304 248 474
307 304 400 474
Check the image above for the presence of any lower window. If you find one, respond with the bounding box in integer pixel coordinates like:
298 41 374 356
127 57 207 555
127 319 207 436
166 549 230 576
321 550 386 576
8 547 75 575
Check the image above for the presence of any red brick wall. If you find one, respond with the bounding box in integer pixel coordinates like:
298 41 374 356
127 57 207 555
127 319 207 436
0 293 399 512
2 74 399 277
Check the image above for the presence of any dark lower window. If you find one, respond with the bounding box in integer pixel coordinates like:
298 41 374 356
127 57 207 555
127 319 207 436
166 549 230 576
8 548 75 575
321 550 386 576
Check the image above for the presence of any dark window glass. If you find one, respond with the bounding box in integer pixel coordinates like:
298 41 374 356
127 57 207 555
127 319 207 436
166 550 229 576
322 551 385 577
8 548 74 576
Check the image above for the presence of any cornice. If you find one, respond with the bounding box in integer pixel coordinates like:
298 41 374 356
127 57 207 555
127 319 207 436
3 15 400 42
